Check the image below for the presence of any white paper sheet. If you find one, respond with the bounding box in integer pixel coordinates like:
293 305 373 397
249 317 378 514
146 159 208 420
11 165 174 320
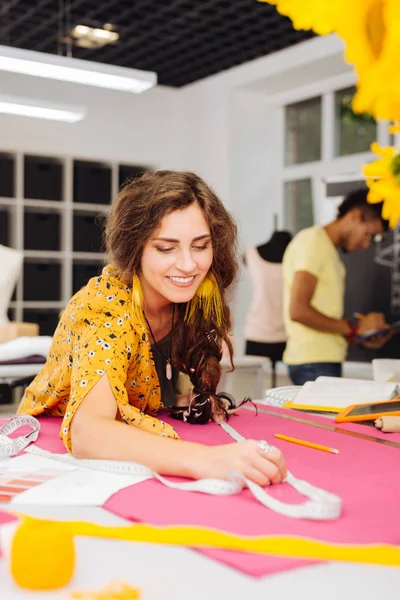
291 377 399 409
0 453 149 506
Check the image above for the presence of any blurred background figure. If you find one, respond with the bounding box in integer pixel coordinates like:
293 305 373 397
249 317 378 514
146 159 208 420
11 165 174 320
283 189 391 386
244 230 292 387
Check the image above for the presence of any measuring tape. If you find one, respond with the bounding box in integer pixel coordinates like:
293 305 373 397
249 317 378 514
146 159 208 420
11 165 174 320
219 421 342 520
0 415 40 458
26 418 342 520
26 445 244 496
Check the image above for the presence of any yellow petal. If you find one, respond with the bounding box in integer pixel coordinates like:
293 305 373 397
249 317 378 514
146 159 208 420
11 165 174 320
364 162 391 178
370 142 396 158
367 188 385 204
257 0 341 34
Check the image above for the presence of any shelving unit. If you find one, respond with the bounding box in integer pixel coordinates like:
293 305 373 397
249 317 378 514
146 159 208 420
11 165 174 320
0 151 150 335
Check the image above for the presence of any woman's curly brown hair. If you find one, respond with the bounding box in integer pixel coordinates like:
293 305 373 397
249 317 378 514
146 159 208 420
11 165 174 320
105 170 239 423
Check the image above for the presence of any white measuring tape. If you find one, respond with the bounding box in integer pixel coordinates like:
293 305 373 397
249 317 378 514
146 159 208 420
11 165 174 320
220 421 342 520
0 414 40 458
26 445 243 496
25 419 342 520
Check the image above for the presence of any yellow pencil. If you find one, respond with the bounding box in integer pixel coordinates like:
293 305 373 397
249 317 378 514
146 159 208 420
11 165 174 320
274 434 339 454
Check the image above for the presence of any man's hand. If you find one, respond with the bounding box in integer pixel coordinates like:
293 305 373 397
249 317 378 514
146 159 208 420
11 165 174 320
357 312 387 336
362 333 392 349
357 312 392 349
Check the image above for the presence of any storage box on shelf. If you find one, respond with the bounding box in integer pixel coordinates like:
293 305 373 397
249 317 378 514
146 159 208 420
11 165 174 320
22 310 61 337
24 155 63 201
0 207 10 246
0 152 153 331
119 164 148 188
24 208 62 252
23 259 62 302
73 211 105 253
74 160 112 205
0 153 15 198
73 261 103 295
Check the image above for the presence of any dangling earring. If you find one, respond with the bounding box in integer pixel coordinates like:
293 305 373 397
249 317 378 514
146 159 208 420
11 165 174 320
185 272 224 327
131 273 147 329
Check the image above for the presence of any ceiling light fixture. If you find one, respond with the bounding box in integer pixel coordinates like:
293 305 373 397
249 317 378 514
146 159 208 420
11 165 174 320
0 45 157 93
0 95 86 122
71 24 119 49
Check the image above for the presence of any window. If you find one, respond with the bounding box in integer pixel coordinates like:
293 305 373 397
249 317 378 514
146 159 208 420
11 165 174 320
285 97 322 165
284 179 314 233
334 87 376 156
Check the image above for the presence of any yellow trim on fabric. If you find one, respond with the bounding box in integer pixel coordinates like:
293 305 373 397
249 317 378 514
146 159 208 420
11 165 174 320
11 515 400 567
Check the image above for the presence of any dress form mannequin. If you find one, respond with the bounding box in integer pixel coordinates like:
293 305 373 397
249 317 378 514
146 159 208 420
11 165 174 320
0 245 23 327
244 230 292 388
255 231 293 263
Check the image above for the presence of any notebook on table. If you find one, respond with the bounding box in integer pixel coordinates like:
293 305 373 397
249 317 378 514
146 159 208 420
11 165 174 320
283 377 399 413
263 386 302 406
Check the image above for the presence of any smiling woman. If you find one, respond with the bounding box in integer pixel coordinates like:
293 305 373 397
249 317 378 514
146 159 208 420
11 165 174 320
140 205 214 316
17 170 287 488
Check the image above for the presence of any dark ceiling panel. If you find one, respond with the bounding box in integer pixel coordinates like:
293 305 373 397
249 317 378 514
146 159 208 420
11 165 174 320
0 0 315 87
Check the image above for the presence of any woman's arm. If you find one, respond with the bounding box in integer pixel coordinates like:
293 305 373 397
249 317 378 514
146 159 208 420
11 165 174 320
70 374 286 485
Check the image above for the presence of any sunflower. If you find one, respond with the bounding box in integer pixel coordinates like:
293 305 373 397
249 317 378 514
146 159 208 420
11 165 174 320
257 0 341 35
363 142 400 228
349 0 400 121
389 124 400 134
258 0 400 122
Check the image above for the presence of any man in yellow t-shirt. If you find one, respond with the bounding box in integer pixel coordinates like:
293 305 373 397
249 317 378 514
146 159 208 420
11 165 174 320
283 189 391 385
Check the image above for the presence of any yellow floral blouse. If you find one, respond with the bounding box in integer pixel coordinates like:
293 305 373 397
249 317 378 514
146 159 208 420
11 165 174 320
18 264 179 452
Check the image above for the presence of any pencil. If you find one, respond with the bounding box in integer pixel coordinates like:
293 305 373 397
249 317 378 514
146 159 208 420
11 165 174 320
273 434 339 454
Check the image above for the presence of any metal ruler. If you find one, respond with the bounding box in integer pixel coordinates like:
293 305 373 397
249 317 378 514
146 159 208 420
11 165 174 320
245 405 400 449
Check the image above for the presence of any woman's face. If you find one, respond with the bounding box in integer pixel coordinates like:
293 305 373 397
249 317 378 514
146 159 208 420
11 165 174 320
140 203 213 310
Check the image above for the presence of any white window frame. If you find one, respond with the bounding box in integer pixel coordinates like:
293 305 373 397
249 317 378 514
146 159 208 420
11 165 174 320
267 70 391 228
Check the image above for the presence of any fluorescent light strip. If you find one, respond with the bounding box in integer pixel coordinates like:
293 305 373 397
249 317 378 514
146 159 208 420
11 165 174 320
0 95 86 122
0 45 157 93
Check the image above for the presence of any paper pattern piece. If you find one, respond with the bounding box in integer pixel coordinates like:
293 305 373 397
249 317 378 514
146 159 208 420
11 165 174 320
0 453 147 506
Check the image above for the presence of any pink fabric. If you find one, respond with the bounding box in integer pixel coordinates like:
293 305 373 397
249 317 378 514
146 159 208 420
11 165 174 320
0 511 16 526
0 417 65 454
254 403 400 443
2 411 400 577
104 409 400 577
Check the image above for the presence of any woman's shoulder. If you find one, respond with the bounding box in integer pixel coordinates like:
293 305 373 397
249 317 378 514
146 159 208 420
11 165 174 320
62 265 147 342
73 264 130 307
61 265 131 324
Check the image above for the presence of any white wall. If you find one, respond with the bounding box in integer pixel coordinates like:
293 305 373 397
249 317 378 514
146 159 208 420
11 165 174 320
177 35 347 199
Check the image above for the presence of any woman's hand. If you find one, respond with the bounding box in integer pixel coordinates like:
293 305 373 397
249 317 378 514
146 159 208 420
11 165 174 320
188 439 287 487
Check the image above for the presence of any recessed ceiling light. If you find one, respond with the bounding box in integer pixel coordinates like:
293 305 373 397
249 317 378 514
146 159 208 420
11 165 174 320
0 45 157 93
0 94 86 122
71 24 119 49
